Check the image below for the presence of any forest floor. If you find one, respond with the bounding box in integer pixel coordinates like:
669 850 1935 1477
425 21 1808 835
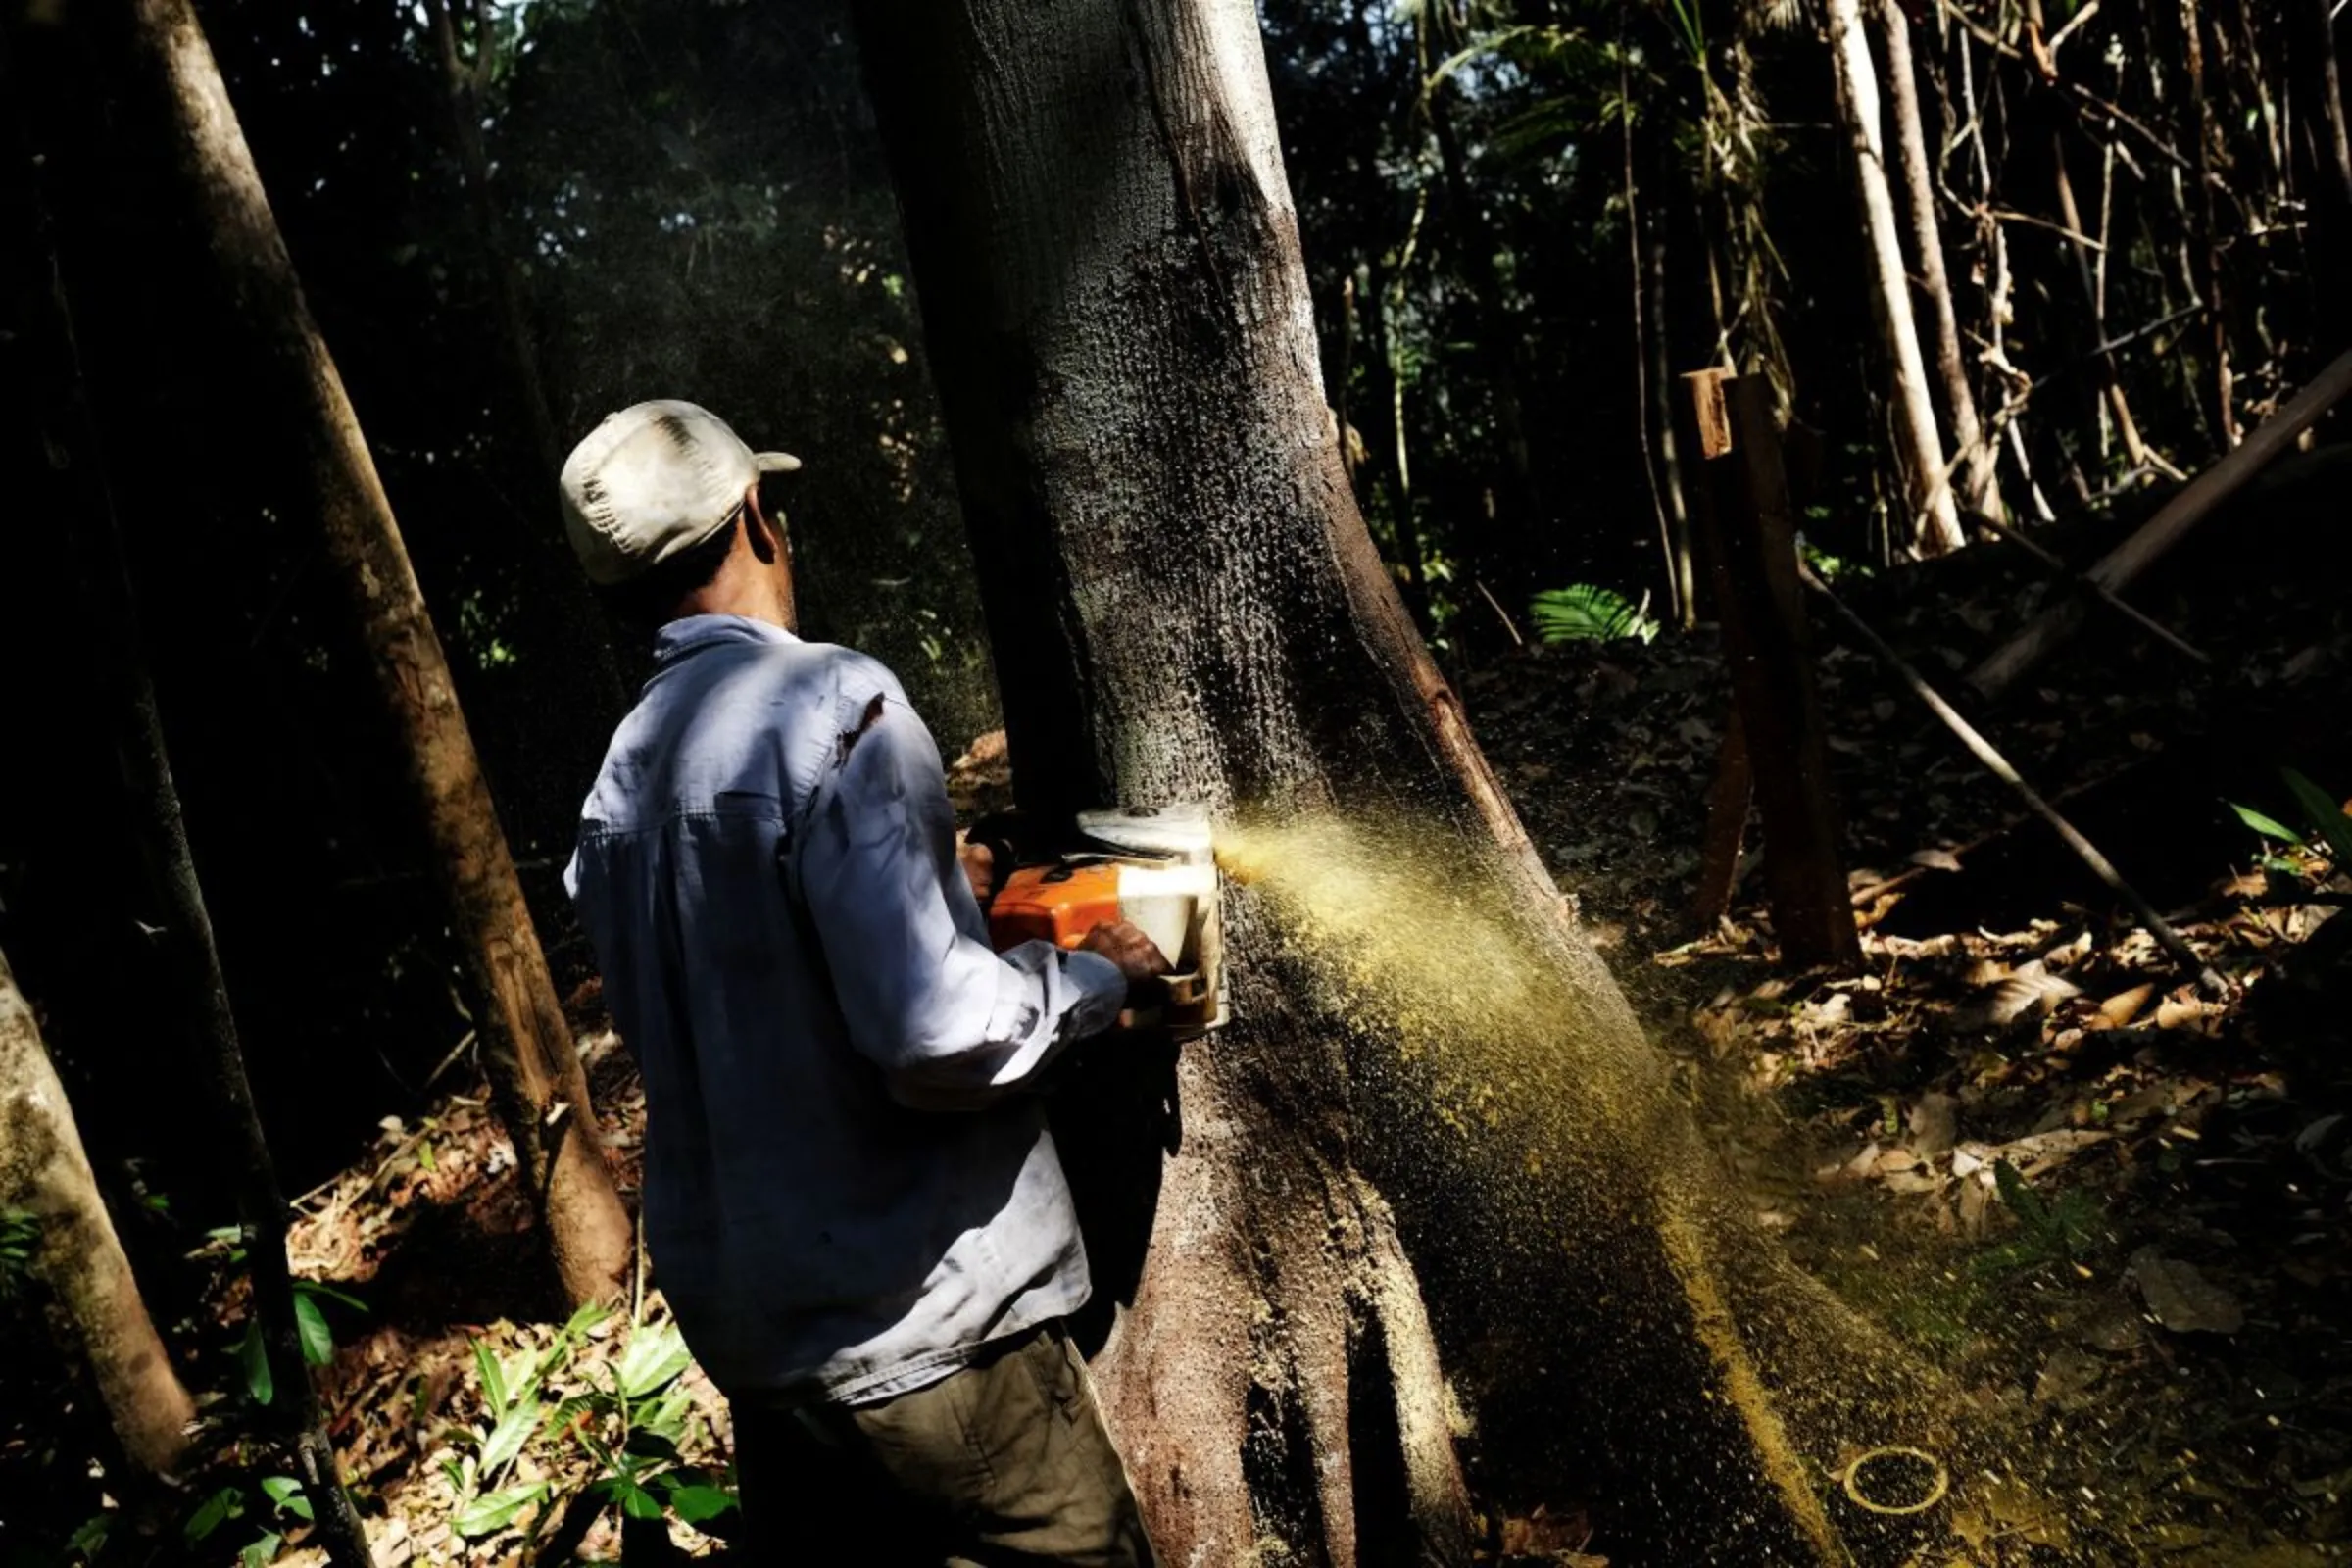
1460 441 2352 1564
5 449 2350 1566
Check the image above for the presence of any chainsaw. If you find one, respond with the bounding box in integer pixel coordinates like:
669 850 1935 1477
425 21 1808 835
980 804 1226 1041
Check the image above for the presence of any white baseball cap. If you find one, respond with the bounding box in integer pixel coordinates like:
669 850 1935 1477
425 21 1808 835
559 399 802 585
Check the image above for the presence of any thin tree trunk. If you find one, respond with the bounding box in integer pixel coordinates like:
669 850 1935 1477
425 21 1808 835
2318 0 2352 207
1625 31 1693 629
0 952 195 1479
857 1 1922 1559
94 0 632 1306
92 582 376 1568
2051 127 2156 473
1954 30 2060 521
2181 0 2237 446
9 106 370 1556
1878 0 1998 521
2296 0 2352 361
1824 0 1966 555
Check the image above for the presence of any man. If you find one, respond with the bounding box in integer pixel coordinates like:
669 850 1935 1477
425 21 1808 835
560 400 1163 1565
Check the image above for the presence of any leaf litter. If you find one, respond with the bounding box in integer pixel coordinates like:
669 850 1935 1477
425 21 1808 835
1466 517 2352 1561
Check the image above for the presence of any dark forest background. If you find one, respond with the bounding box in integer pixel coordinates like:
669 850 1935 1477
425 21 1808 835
3 0 2343 1219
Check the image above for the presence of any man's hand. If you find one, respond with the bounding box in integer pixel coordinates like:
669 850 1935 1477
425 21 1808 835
1079 920 1173 984
956 837 997 908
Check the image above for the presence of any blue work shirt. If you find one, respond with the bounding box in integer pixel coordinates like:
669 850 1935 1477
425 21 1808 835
564 614 1126 1403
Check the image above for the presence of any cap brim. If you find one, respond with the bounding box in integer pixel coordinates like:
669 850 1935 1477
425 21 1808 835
754 451 803 473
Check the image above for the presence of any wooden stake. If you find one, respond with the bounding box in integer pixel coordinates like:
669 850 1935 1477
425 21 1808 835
1691 712 1753 926
1679 372 1863 968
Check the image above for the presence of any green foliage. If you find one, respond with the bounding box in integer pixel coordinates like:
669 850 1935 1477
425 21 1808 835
1975 1160 2103 1277
238 1319 273 1407
443 1309 736 1547
1798 540 1872 583
2230 769 2352 874
259 1476 314 1523
64 1512 110 1563
2281 769 2352 866
185 1486 246 1544
452 1483 549 1541
2230 801 2303 845
0 1209 37 1302
562 1319 736 1538
293 1292 335 1368
1529 584 1660 645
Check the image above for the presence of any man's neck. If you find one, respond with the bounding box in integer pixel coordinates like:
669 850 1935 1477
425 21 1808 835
676 574 796 633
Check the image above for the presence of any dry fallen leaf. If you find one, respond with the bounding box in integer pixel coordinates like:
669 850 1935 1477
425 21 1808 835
2094 984 2155 1029
2131 1248 2244 1335
1980 963 2082 1025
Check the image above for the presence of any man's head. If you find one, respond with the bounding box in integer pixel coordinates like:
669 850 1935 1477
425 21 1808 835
560 400 802 631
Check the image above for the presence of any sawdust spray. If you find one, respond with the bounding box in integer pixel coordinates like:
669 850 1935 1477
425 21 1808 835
1210 808 1913 1559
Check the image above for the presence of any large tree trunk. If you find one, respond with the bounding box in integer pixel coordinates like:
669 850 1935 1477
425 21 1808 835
1876 0 1999 523
1824 0 1966 556
0 950 195 1479
856 2 1923 1560
58 0 632 1306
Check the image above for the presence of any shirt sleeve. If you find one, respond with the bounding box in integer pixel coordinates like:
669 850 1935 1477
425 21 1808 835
791 680 1127 1110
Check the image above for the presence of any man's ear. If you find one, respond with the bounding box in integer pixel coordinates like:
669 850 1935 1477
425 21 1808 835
744 486 782 564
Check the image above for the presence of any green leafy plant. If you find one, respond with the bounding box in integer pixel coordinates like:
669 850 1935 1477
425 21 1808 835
235 1280 366 1407
442 1305 605 1540
1974 1160 2103 1277
63 1511 111 1564
2230 767 2352 874
442 1308 737 1550
2281 768 2352 866
1798 538 1873 582
555 1320 736 1534
181 1475 313 1567
1529 583 1660 646
0 1208 37 1303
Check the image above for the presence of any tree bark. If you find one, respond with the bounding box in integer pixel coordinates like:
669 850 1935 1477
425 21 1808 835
2317 0 2352 211
1876 0 1998 523
0 951 196 1479
857 2 1922 1560
2181 0 2236 448
1824 0 1966 556
88 0 632 1306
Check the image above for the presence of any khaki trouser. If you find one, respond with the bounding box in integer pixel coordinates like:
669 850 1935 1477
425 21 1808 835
730 1323 1156 1566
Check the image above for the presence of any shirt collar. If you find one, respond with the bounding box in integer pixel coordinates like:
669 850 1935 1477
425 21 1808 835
651 613 800 670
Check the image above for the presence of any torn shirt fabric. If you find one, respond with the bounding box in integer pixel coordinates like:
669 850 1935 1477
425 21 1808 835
565 614 1125 1403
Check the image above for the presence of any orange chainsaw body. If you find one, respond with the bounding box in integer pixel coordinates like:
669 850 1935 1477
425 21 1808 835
987 863 1126 952
979 805 1227 1039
